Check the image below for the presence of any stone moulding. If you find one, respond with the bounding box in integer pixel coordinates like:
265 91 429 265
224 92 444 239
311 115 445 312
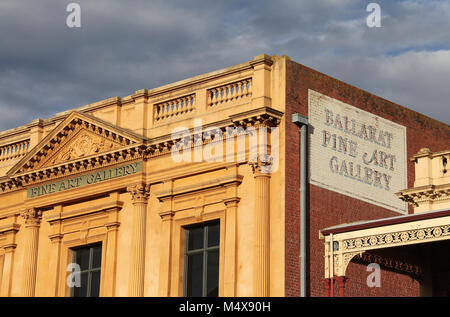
396 184 450 207
45 200 124 224
0 106 283 195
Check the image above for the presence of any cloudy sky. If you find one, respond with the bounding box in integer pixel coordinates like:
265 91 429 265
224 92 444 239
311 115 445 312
0 0 449 130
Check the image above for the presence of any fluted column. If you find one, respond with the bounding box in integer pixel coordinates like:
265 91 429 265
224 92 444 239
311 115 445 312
157 210 174 297
20 208 42 297
223 196 240 297
250 157 271 297
127 183 150 297
0 244 17 297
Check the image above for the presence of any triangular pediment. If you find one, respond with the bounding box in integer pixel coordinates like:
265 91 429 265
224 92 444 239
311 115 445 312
37 128 124 168
8 111 147 177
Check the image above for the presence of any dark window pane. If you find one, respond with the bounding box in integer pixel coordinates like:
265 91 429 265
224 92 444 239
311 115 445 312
92 245 102 269
90 271 101 297
188 226 204 251
74 248 90 271
206 249 219 297
186 253 203 297
71 244 102 297
207 222 220 247
73 272 88 297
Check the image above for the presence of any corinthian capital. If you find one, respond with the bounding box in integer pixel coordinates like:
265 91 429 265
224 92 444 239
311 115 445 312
20 208 42 226
127 183 150 203
249 154 273 175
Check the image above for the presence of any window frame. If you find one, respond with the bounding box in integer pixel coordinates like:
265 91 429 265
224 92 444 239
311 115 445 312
70 242 103 297
183 220 220 297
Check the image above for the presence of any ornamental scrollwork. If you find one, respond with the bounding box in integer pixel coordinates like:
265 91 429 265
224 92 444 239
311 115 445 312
249 154 274 174
127 183 150 203
342 225 450 251
20 208 42 226
51 132 118 165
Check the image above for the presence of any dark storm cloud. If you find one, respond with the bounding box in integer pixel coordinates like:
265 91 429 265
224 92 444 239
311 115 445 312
0 0 449 131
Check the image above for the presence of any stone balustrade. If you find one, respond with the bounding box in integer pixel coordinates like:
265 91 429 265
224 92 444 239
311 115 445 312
154 94 196 122
207 78 252 107
0 139 30 162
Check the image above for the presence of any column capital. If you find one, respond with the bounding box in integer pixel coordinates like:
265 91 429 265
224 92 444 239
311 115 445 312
20 208 42 227
127 183 150 204
250 154 273 175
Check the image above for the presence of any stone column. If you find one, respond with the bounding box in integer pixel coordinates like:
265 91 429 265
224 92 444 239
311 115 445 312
20 208 42 297
127 183 150 297
223 196 240 297
0 244 16 297
48 234 63 296
250 158 271 297
158 210 174 297
104 220 120 297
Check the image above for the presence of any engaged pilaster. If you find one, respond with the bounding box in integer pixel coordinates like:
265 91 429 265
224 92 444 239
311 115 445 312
20 208 42 297
127 183 150 297
250 157 272 297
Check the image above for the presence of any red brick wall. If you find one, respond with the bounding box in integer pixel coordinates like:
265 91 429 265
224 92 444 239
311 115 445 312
285 59 450 297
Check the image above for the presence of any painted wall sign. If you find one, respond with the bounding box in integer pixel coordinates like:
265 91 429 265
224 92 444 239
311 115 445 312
308 89 408 213
27 161 142 198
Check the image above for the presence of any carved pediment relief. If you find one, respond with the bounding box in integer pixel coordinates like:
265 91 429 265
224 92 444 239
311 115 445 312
8 111 146 177
38 128 123 168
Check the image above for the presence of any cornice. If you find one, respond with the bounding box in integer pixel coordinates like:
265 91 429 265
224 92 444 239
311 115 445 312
155 174 243 201
229 106 284 128
0 223 20 234
0 106 284 194
396 184 450 207
45 200 124 224
410 148 450 162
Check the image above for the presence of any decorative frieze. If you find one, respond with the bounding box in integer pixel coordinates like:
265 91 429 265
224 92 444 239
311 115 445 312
324 219 450 279
342 224 450 251
27 162 142 198
352 253 421 279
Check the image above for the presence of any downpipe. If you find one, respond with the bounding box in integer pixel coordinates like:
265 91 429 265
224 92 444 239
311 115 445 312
292 113 309 297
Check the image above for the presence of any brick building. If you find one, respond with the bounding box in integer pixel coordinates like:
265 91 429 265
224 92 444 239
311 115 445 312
286 58 450 297
0 54 448 297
